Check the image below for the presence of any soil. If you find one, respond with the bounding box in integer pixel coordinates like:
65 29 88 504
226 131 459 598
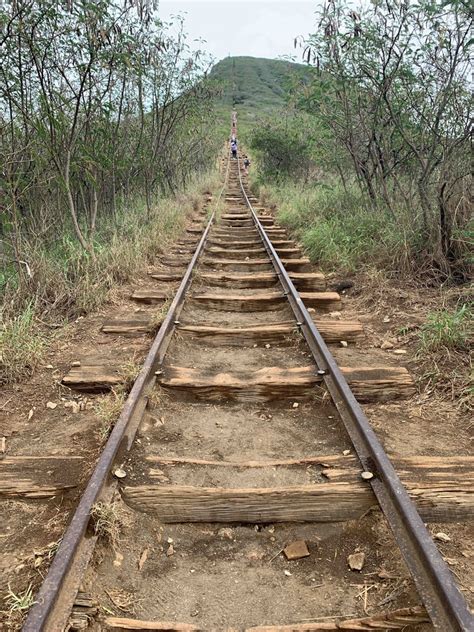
0 162 472 631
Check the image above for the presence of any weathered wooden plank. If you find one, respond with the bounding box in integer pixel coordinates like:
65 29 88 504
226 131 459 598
158 365 414 403
207 239 263 248
198 272 278 289
246 606 429 631
190 291 286 311
339 366 416 402
313 319 364 342
290 272 326 292
104 618 199 631
149 273 183 282
159 365 323 402
205 247 267 259
0 456 84 498
273 248 301 259
62 365 122 391
177 322 296 345
300 292 341 311
202 258 274 272
131 289 172 303
121 482 376 522
101 317 154 336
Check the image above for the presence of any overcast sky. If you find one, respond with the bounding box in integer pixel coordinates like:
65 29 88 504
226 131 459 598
159 1 319 63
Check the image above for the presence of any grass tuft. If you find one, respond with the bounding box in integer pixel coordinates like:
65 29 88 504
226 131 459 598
90 501 122 547
6 584 36 613
0 304 45 385
94 390 127 441
418 304 472 352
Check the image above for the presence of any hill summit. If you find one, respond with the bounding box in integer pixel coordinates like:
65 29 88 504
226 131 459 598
210 56 311 112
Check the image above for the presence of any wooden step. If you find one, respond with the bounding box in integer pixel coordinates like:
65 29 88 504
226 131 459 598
289 272 325 291
191 291 286 311
272 247 300 259
102 316 155 335
205 247 266 259
149 273 183 282
177 318 364 345
158 365 415 403
0 455 84 498
220 219 254 227
123 455 473 523
300 291 341 311
131 289 172 303
202 258 273 272
198 272 278 289
177 323 296 345
159 256 192 268
208 239 262 248
202 258 310 272
104 607 429 631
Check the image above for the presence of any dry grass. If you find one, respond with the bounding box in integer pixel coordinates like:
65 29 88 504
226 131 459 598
94 390 127 441
90 501 122 548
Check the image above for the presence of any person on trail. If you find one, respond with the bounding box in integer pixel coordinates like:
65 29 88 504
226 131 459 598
243 157 251 175
231 139 237 159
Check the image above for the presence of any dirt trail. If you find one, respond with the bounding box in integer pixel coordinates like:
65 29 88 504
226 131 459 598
80 158 435 631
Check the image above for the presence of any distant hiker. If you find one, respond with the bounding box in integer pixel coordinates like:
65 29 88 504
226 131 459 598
231 140 237 159
243 157 251 174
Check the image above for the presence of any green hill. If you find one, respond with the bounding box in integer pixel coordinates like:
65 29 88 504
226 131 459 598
210 56 311 113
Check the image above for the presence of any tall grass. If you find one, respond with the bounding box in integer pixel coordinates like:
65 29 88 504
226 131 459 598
418 304 472 352
257 179 423 274
0 172 221 385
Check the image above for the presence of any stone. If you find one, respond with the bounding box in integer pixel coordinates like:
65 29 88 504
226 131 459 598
218 528 234 540
114 468 126 479
46 402 57 409
394 349 407 355
166 544 175 556
348 552 365 571
343 449 351 456
380 340 394 350
283 540 310 560
434 532 451 543
340 340 348 347
71 361 81 367
361 471 374 481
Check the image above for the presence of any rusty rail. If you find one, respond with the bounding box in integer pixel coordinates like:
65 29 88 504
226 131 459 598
22 151 231 632
236 154 473 632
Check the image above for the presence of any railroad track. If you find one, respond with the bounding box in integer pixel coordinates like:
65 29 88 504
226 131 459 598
21 115 473 631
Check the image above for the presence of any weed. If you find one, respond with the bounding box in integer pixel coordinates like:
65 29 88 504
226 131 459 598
149 300 171 334
90 502 121 547
418 304 472 352
0 303 45 384
6 584 36 613
118 357 142 388
94 390 126 441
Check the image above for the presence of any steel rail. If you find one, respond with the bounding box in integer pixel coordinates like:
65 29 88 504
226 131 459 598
236 154 473 631
22 151 232 632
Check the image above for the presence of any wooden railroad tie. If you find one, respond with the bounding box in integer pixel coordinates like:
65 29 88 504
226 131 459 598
103 606 429 630
0 456 84 498
121 456 474 524
62 364 412 401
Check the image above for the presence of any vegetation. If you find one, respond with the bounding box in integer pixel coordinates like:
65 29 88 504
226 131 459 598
0 0 223 384
418 304 472 353
249 0 472 281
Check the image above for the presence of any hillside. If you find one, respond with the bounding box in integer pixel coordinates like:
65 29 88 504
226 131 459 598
210 56 311 113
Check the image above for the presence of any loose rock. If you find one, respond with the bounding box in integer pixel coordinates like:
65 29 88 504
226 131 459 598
71 361 81 367
380 340 394 350
284 540 310 560
394 349 407 355
340 340 348 347
435 532 451 543
348 552 365 571
361 471 374 480
46 402 57 409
